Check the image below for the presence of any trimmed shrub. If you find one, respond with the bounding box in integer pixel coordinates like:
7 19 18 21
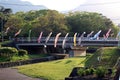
89 67 95 75
0 47 18 60
18 49 28 56
77 68 85 76
94 66 107 78
77 67 96 77
85 68 92 75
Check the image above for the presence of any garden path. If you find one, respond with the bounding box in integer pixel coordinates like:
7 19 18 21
0 68 43 80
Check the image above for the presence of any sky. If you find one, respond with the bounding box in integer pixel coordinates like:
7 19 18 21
21 0 120 24
21 0 120 11
21 0 86 11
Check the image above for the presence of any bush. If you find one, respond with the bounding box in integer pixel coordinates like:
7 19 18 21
18 49 28 56
94 66 107 78
84 69 89 75
85 68 95 75
89 67 95 75
77 68 85 76
77 67 96 77
111 68 117 77
0 47 18 60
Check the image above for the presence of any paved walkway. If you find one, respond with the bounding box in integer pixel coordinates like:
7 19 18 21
0 68 43 80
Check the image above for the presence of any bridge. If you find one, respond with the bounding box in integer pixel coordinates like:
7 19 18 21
13 37 120 48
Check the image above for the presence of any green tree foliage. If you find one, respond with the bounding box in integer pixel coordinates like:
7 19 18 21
4 10 118 37
66 11 117 36
0 6 12 32
5 15 25 37
5 10 69 37
31 10 69 36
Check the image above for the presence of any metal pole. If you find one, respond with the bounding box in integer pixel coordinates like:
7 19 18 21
0 18 3 42
1 19 3 42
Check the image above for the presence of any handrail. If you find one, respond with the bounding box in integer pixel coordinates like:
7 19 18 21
13 37 118 42
13 37 119 47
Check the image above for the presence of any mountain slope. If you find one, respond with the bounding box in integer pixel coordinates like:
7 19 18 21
73 0 120 24
0 0 47 13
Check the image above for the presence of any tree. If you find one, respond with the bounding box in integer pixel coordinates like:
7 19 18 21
5 10 69 37
31 10 69 36
66 11 117 36
0 6 12 41
5 15 25 37
0 6 12 31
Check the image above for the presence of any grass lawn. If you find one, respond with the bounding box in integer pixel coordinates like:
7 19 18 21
17 57 86 80
11 54 49 62
16 47 120 80
0 54 49 62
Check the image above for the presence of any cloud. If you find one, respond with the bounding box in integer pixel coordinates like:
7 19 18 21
22 0 86 11
74 0 120 24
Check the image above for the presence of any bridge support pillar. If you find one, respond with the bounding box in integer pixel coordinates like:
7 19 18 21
69 46 87 57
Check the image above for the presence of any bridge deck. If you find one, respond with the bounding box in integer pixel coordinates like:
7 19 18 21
13 37 120 47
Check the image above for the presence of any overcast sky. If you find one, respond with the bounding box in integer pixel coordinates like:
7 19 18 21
21 0 86 11
21 0 120 24
21 0 120 11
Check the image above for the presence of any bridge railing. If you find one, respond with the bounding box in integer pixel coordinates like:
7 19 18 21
13 37 118 43
13 37 73 43
13 37 119 47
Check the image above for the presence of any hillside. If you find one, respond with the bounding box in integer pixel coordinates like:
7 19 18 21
85 47 120 67
73 0 120 24
0 0 47 13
